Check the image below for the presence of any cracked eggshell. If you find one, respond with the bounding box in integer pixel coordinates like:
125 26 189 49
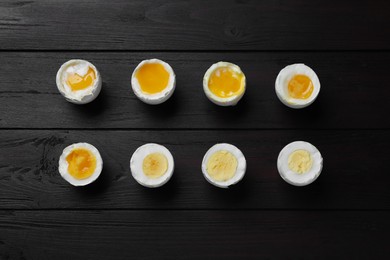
131 59 176 105
275 63 320 109
277 141 323 186
58 142 103 186
56 59 102 104
130 143 174 188
201 143 246 188
203 61 246 106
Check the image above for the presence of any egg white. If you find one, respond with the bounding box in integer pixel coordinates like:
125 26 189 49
277 141 323 186
201 143 246 188
203 62 246 106
275 63 320 109
56 59 102 104
130 143 174 188
58 142 103 186
131 59 176 105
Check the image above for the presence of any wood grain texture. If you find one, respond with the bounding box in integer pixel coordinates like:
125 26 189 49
0 210 388 259
0 130 388 210
0 0 389 50
1 52 389 129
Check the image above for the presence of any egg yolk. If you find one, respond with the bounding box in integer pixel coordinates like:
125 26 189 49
208 67 244 98
67 67 96 91
136 63 170 94
142 153 168 179
206 150 237 182
287 74 313 99
66 148 97 180
288 149 313 174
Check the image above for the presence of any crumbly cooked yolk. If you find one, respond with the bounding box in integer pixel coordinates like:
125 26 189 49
287 74 314 99
66 148 97 180
208 67 244 98
206 150 237 182
142 153 168 179
288 149 313 174
67 67 96 91
136 63 170 94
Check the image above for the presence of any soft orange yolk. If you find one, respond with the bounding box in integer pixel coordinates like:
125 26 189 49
136 63 170 94
67 67 96 91
66 148 97 180
208 67 244 98
287 74 314 99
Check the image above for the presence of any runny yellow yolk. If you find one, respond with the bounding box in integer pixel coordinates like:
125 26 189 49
288 149 313 174
206 150 237 182
142 153 168 179
208 67 244 98
136 63 170 94
67 67 96 91
66 148 97 180
287 74 314 99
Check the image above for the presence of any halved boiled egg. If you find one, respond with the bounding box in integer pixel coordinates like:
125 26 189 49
277 141 323 186
201 143 246 188
56 59 102 104
130 143 174 188
275 63 320 108
58 143 103 186
203 62 246 106
131 59 176 105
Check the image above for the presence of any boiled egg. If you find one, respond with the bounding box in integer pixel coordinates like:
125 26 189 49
275 63 320 108
131 59 176 105
58 142 103 186
56 59 102 104
201 143 246 188
203 62 246 106
277 141 323 186
130 143 174 188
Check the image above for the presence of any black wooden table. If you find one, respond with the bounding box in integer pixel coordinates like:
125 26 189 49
1 0 389 259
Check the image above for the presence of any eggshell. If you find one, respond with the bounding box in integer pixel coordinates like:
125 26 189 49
56 59 102 104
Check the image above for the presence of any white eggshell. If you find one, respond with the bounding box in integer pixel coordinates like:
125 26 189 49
131 59 176 105
203 61 246 106
275 63 320 109
130 143 174 188
201 143 246 188
58 142 103 186
56 59 102 104
277 141 323 186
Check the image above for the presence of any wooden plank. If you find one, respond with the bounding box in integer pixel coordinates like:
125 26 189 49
1 52 389 129
0 130 389 210
0 0 389 50
0 210 388 259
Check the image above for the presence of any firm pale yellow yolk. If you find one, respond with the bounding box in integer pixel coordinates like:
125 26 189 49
288 74 314 99
288 149 313 174
206 150 238 182
136 63 170 94
67 67 96 91
66 148 97 180
208 67 244 98
142 153 168 179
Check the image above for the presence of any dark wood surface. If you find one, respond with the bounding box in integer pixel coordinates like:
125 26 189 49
0 0 389 259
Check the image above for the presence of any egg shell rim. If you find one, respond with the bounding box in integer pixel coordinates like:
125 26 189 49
131 59 176 105
203 61 246 106
201 143 246 188
275 63 320 109
277 141 323 186
56 59 102 105
130 143 175 188
58 142 103 186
